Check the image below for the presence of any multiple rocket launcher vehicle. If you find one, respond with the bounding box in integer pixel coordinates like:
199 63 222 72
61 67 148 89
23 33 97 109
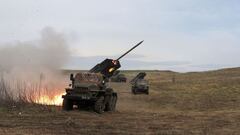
62 41 147 113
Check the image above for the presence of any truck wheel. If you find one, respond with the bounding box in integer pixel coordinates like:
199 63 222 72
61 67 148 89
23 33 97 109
132 88 137 94
146 90 149 95
63 98 73 111
94 96 105 114
105 96 113 112
111 95 117 111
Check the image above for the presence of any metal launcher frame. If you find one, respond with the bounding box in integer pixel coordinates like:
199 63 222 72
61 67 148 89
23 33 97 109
89 41 144 78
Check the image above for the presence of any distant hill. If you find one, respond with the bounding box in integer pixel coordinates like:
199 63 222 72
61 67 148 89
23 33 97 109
61 67 240 75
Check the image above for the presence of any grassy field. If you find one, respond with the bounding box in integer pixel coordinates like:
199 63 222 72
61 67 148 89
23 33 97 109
0 68 240 135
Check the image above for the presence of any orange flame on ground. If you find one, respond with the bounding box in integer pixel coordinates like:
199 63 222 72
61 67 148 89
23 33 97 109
36 92 65 106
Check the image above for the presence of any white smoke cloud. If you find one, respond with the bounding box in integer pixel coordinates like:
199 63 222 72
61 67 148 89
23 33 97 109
0 27 70 102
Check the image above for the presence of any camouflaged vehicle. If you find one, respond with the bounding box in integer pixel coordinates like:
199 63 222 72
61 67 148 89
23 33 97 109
62 41 144 113
110 71 127 82
62 72 117 113
130 72 149 95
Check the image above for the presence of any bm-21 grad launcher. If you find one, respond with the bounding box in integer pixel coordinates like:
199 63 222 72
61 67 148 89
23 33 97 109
110 71 127 83
130 72 149 95
89 40 144 78
62 41 144 113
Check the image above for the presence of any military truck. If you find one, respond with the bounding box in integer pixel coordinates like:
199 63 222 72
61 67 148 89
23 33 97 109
62 41 144 113
62 72 117 113
110 71 127 82
130 72 149 95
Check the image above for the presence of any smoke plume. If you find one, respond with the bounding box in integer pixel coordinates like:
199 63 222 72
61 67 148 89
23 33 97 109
0 27 70 104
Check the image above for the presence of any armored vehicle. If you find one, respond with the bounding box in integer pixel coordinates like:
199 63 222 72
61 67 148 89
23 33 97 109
62 41 144 113
110 71 127 82
130 72 149 95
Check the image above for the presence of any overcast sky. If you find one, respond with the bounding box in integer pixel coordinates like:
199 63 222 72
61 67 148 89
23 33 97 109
0 0 240 71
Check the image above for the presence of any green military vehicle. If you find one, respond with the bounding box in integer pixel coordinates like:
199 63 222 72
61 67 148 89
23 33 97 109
130 72 149 95
110 71 127 83
62 72 117 113
62 41 144 113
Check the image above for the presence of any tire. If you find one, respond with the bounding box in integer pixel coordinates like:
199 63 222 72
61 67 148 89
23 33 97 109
105 95 113 112
111 95 117 111
146 90 149 95
94 96 105 114
132 88 137 94
63 98 73 111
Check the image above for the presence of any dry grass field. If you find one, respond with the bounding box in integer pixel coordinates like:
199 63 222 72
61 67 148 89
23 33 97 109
0 68 240 135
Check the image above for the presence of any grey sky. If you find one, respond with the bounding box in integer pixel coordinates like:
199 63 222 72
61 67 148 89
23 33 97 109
0 0 240 71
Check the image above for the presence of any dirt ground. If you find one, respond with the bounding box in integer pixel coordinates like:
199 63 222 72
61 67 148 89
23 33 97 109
1 69 240 135
1 108 240 135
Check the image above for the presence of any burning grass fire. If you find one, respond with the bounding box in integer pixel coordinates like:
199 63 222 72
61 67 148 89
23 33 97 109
0 75 67 107
33 84 67 106
36 92 65 106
